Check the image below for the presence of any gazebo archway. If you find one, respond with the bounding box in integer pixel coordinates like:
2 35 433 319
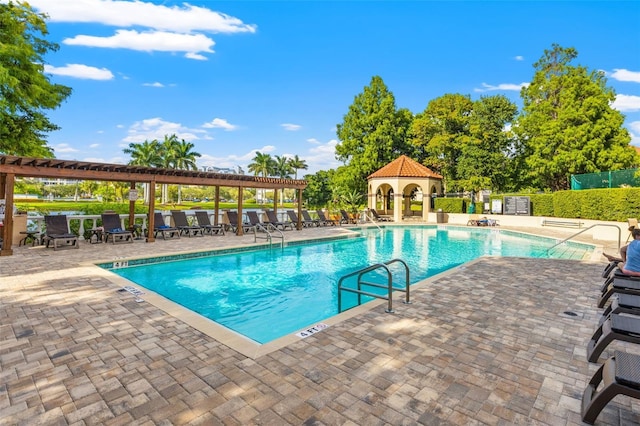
367 155 443 222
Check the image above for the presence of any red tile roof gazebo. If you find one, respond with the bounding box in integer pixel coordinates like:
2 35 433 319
367 155 443 222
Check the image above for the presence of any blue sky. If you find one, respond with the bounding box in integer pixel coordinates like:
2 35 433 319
25 0 640 176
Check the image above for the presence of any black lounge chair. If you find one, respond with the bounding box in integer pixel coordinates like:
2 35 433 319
195 211 225 235
598 275 640 308
603 260 619 279
370 208 392 222
316 209 338 226
586 314 640 363
287 210 314 228
101 213 133 244
171 210 204 237
339 209 357 225
43 215 79 250
265 210 294 231
225 211 252 234
582 351 640 424
152 212 180 240
601 294 640 324
301 210 320 227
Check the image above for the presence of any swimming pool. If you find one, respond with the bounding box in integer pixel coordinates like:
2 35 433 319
105 226 592 344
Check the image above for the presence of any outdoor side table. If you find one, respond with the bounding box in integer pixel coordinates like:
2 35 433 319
19 231 41 246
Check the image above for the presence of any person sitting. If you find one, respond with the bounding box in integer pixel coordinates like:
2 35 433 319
617 228 640 276
603 228 640 264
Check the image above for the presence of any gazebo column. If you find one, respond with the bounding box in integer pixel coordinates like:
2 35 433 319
393 192 403 222
146 179 156 242
404 193 412 217
236 185 244 236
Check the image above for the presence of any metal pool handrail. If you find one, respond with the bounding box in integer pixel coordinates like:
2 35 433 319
546 224 621 255
253 222 284 249
337 258 410 313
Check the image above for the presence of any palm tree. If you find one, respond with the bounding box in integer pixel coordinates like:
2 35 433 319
274 155 293 204
157 134 180 204
123 140 162 203
172 139 201 204
248 152 275 203
289 155 308 179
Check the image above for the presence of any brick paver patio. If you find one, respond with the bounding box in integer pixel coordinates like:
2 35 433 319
1 225 639 425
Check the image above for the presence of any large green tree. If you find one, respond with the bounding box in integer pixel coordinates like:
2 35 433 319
302 169 334 208
335 76 413 194
0 1 72 157
409 93 474 191
516 44 636 191
458 95 519 192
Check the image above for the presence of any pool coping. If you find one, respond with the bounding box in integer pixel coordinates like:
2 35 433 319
87 225 601 359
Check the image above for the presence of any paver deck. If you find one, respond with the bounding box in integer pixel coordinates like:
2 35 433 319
1 224 639 425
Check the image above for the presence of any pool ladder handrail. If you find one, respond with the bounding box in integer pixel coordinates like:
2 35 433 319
253 222 284 249
360 210 383 231
545 223 621 255
337 258 410 313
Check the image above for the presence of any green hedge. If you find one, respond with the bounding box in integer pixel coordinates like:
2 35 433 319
476 188 640 221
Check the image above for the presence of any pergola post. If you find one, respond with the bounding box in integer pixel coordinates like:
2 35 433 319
147 179 156 242
1 173 15 255
128 181 136 231
214 186 220 225
236 185 244 236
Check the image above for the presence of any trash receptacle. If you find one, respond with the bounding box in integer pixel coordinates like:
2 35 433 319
436 209 446 223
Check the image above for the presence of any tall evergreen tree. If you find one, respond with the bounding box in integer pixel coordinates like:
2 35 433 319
0 1 72 157
335 76 413 194
515 44 636 191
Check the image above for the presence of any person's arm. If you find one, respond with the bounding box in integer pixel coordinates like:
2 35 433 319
621 244 629 262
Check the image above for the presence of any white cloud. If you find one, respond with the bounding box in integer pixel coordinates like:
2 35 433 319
199 146 276 170
89 143 100 148
28 0 257 34
44 63 114 80
63 30 215 59
122 117 206 143
202 118 238 131
307 138 321 144
143 82 164 87
281 123 302 131
306 139 340 173
629 121 640 146
610 69 640 83
474 82 529 92
612 94 640 112
514 56 524 61
52 143 78 153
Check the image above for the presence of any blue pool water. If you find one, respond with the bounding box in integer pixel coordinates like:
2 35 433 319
107 226 592 344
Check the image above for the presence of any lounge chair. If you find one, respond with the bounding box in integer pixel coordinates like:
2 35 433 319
598 274 640 308
195 211 225 235
43 215 79 250
171 210 204 237
316 209 338 226
586 314 640 363
301 210 321 227
600 294 640 324
152 212 180 240
370 208 392 222
265 210 294 231
339 209 357 225
287 210 315 228
101 213 134 244
225 211 252 233
582 351 640 424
